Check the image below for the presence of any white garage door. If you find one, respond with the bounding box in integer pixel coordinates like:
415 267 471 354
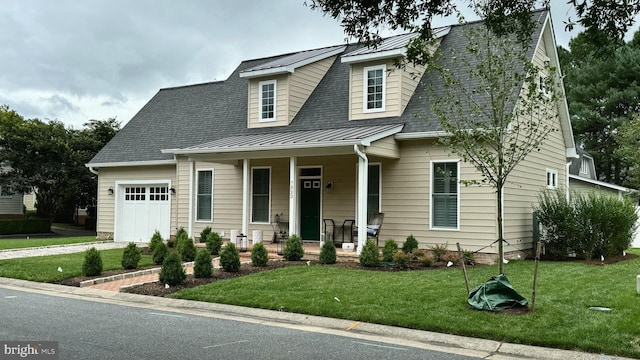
116 185 171 242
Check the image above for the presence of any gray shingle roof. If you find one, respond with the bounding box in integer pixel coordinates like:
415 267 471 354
88 9 548 166
241 45 346 77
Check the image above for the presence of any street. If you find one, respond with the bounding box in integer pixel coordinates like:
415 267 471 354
0 286 484 360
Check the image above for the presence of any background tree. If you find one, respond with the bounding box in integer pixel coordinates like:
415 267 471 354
559 29 640 185
0 105 119 221
306 0 639 66
617 115 640 190
429 19 558 273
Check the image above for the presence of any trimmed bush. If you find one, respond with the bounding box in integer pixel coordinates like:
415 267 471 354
251 242 269 266
382 239 398 262
462 250 475 265
121 242 142 269
220 242 241 272
417 253 434 267
359 239 380 267
430 243 448 262
179 238 197 262
199 226 212 243
319 240 337 264
175 230 189 253
82 247 103 276
206 232 223 255
393 252 412 269
152 241 169 265
194 249 213 278
148 230 164 253
535 190 577 259
443 252 459 265
159 252 186 286
283 235 304 261
0 218 51 235
402 234 419 254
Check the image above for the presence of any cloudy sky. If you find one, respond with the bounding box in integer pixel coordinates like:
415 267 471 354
1 1 638 129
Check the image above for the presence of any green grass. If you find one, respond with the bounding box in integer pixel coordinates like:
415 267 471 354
0 236 99 250
173 251 640 358
0 249 155 282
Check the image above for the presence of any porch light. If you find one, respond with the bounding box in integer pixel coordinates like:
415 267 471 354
169 187 176 195
325 182 333 191
107 187 114 196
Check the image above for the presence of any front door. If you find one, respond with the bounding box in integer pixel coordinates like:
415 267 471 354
300 178 321 241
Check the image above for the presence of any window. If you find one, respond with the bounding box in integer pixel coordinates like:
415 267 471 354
579 158 590 177
251 167 270 223
197 170 213 221
363 65 385 112
259 80 276 121
125 187 146 201
546 169 558 189
367 164 381 221
149 186 169 201
431 161 459 229
539 73 551 98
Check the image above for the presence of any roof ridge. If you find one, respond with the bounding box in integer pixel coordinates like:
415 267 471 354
159 80 225 92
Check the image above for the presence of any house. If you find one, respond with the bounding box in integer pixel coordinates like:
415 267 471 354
86 9 576 263
0 167 24 219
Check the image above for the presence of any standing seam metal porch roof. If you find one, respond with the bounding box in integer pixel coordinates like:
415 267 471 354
163 124 404 154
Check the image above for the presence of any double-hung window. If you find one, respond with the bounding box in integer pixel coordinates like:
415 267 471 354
546 169 557 189
251 167 270 223
197 170 213 221
259 80 276 121
431 161 459 229
363 65 385 112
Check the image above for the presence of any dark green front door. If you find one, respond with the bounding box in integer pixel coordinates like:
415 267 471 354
300 178 321 241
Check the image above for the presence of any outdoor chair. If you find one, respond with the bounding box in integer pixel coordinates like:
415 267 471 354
352 212 384 246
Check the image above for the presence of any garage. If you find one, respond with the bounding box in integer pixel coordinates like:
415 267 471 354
115 183 171 242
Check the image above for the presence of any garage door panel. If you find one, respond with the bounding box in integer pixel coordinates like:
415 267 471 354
117 184 171 242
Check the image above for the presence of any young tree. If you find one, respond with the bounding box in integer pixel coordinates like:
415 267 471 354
429 20 559 273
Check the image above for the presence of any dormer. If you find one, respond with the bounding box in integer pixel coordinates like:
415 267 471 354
240 45 345 128
341 28 449 121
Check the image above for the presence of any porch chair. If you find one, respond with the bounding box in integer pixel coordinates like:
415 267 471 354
352 212 384 246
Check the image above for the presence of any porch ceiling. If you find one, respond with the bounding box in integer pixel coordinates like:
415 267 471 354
162 124 404 159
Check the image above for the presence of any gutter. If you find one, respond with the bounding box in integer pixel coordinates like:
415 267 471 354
88 167 99 175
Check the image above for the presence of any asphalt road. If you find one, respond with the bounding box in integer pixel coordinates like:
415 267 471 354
0 287 483 360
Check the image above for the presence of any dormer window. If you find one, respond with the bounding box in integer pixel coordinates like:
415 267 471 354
579 158 590 177
259 80 276 121
538 72 551 98
363 65 386 112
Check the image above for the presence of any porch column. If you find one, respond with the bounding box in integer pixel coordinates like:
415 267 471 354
354 145 368 254
242 159 249 237
187 160 195 237
288 156 298 236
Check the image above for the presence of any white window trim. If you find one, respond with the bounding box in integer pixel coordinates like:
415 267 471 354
362 64 386 113
546 168 558 189
429 159 460 231
250 166 271 224
195 169 214 222
538 72 551 98
258 80 277 122
354 162 382 220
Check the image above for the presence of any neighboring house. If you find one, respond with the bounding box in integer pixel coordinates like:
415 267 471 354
0 166 23 219
568 148 640 247
87 10 576 263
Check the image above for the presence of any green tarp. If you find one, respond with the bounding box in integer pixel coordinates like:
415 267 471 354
468 274 529 311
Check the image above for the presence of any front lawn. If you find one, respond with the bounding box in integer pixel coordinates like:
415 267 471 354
172 251 640 358
0 236 99 251
0 248 154 282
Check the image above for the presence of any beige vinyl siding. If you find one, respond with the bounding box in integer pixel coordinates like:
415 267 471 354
247 74 289 128
175 157 191 232
23 192 36 211
0 194 23 215
96 165 176 237
288 56 335 122
366 136 400 158
569 179 623 198
349 60 402 120
400 61 426 113
382 140 497 252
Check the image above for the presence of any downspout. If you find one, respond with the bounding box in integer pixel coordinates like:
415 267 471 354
188 160 194 238
88 167 99 175
354 144 368 255
565 161 571 202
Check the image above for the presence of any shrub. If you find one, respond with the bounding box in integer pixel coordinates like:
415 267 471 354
393 252 412 269
179 238 197 262
535 190 577 259
148 230 164 253
359 239 380 267
283 235 304 261
319 240 337 264
121 242 142 269
206 232 223 255
416 253 434 267
431 243 448 262
152 241 169 265
462 250 475 265
175 230 189 254
382 239 398 262
251 242 269 266
402 235 419 254
0 218 51 235
199 226 212 243
194 249 213 278
220 242 241 272
82 247 103 276
159 252 186 286
443 252 459 265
